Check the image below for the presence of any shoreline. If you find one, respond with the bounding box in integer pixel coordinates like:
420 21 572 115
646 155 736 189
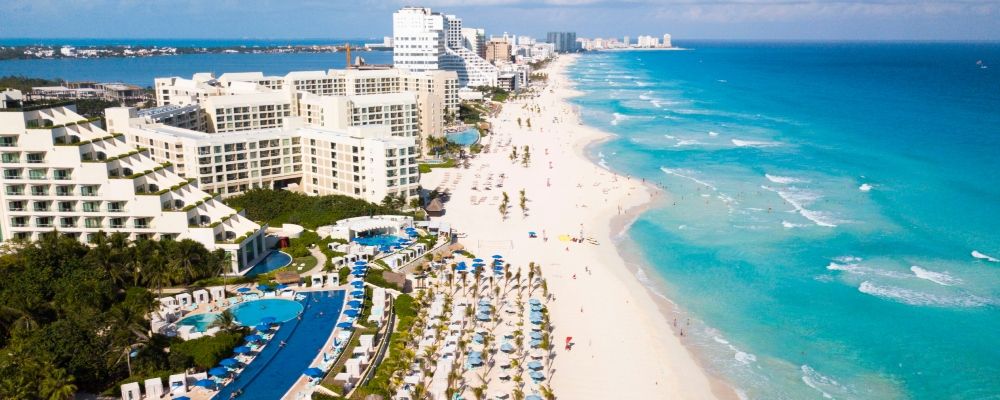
423 53 728 399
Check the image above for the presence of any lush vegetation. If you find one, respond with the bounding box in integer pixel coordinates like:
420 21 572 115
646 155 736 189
353 294 420 398
168 330 245 369
0 75 63 92
0 232 229 397
224 189 407 230
458 101 487 124
418 158 457 174
473 86 511 102
74 99 123 119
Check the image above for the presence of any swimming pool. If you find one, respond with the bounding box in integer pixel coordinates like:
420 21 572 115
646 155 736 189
177 299 303 332
231 298 303 326
177 313 219 332
446 128 480 146
244 251 292 277
352 234 406 247
213 291 345 400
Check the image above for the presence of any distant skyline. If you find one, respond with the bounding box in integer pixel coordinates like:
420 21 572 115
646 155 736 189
1 0 999 41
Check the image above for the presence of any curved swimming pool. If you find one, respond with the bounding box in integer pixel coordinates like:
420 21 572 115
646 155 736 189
177 313 220 332
446 128 480 146
230 298 304 326
177 298 304 332
353 234 406 247
244 251 292 277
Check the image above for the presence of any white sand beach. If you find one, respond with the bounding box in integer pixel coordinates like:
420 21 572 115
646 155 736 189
422 54 729 399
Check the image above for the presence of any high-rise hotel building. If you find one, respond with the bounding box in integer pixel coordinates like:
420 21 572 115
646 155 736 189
0 92 267 273
393 7 498 87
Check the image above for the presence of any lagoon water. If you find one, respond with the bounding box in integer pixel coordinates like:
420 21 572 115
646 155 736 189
0 50 392 85
570 43 1000 399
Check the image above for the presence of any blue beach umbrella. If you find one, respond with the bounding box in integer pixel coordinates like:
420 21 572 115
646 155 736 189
255 323 270 332
529 371 545 381
530 339 541 348
236 287 251 293
303 367 324 378
208 367 228 377
219 358 239 367
350 290 364 297
472 263 485 268
233 346 251 354
244 334 262 342
526 395 542 400
256 284 271 291
530 331 543 340
174 397 191 400
492 254 503 259
344 309 360 317
193 379 215 388
529 298 541 305
527 360 543 370
350 281 365 288
455 264 467 272
347 300 362 308
354 260 368 266
337 322 354 329
473 258 484 263
530 304 542 311
501 343 514 352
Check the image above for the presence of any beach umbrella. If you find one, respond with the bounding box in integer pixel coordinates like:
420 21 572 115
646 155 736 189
233 346 251 354
303 367 324 378
256 284 271 291
473 333 484 343
347 300 362 308
337 322 354 329
501 343 514 352
219 358 239 367
527 361 543 370
530 304 542 311
529 371 545 381
174 397 191 400
255 323 270 332
354 260 367 266
473 258 484 263
276 284 288 290
244 334 262 342
478 299 490 305
193 379 215 388
472 263 485 268
350 290 364 297
529 299 541 305
492 254 503 259
530 339 541 348
260 317 276 324
455 264 467 272
530 331 543 340
209 367 229 377
236 287 251 293
526 395 542 400
350 281 365 288
344 309 359 317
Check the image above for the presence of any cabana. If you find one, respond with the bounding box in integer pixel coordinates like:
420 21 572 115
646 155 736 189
192 289 210 305
168 373 187 395
310 274 324 287
275 271 301 286
424 198 445 216
209 286 226 302
143 377 164 399
175 293 193 307
120 381 140 400
326 273 339 287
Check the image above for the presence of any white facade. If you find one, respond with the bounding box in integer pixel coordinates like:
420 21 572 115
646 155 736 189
0 101 266 273
462 28 486 59
109 109 420 203
393 6 498 87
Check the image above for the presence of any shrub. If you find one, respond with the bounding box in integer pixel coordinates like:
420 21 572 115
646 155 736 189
168 330 244 370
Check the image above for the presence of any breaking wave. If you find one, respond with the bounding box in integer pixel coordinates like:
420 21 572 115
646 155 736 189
910 266 962 286
761 185 839 227
972 250 999 262
858 281 993 308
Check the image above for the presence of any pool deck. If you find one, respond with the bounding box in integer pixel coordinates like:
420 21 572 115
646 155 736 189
208 290 346 400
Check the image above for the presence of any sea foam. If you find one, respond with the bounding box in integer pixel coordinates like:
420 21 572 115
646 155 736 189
761 185 839 227
765 174 805 184
662 167 717 191
910 266 961 286
859 183 873 192
732 139 782 148
972 250 999 262
858 281 992 307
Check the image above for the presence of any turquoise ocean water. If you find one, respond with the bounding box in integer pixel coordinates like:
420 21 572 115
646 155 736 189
569 43 1000 399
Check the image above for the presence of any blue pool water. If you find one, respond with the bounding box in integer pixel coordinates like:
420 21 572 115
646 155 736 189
231 299 304 326
446 128 481 146
176 313 219 332
213 290 346 400
353 234 406 247
244 251 292 277
571 43 1000 399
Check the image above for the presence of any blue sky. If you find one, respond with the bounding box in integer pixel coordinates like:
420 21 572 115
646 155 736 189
1 0 998 41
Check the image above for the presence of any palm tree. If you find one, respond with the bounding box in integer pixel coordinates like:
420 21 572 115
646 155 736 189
519 189 527 216
412 382 428 399
211 309 237 331
39 367 76 400
513 387 525 400
169 239 206 283
539 385 555 400
472 385 486 400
